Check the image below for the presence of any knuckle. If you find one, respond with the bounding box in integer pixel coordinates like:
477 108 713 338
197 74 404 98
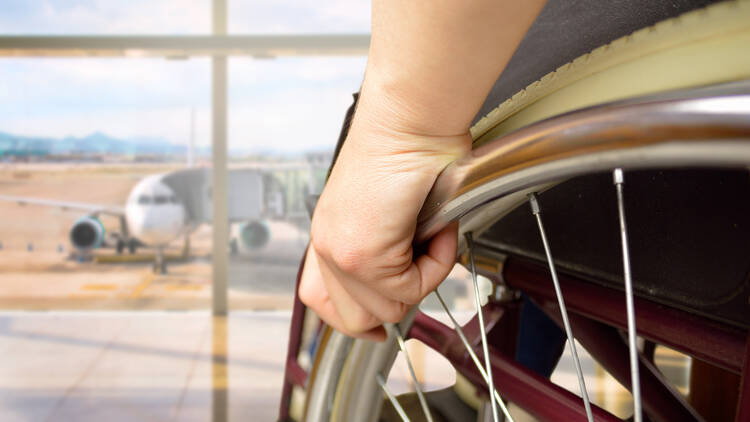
341 310 379 334
380 302 409 324
400 289 423 306
297 281 315 308
330 245 368 274
389 272 424 305
297 259 322 309
311 232 369 276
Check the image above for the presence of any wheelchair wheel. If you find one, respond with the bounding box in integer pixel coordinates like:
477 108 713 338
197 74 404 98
300 2 750 421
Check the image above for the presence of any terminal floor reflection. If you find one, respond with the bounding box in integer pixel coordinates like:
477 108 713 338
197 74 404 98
0 311 691 421
0 312 288 422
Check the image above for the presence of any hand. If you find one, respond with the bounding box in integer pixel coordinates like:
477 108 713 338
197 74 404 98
298 0 545 340
298 94 469 340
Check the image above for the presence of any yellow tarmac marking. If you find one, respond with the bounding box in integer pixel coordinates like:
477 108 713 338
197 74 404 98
165 284 204 291
81 283 117 291
131 273 156 298
94 253 186 263
67 293 96 299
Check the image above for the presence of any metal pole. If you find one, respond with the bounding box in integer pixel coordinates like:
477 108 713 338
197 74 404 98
211 0 228 316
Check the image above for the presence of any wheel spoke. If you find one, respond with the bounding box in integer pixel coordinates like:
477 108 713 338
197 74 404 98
465 232 500 422
613 168 642 422
434 290 514 422
394 326 434 422
376 373 411 422
528 193 594 422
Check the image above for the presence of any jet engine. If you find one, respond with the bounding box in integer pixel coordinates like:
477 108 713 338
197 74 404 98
69 216 106 252
238 220 270 250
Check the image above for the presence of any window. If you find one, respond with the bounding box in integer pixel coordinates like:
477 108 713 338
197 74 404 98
0 0 210 35
229 0 369 34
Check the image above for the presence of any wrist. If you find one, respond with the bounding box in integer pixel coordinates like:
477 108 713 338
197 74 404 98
355 71 473 140
342 91 472 169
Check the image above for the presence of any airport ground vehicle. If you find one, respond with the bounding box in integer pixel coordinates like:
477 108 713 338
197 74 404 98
279 1 750 421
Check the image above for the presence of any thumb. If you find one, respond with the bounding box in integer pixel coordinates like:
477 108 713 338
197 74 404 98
413 221 459 300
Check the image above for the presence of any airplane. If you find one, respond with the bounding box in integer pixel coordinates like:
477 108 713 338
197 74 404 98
0 163 318 274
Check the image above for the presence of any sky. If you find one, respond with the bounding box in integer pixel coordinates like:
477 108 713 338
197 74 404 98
0 0 370 153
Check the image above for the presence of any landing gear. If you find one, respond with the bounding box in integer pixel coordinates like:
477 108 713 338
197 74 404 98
230 238 239 256
114 237 138 255
181 235 191 259
153 248 167 274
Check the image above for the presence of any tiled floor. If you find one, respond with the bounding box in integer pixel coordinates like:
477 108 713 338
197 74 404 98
0 311 290 422
0 311 692 422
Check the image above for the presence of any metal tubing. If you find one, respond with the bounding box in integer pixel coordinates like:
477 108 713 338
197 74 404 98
466 232 500 422
394 326 433 422
543 303 704 422
613 168 642 422
416 81 750 243
434 290 514 421
376 373 411 422
736 336 750 421
529 193 594 422
502 257 746 374
410 311 620 422
278 253 309 420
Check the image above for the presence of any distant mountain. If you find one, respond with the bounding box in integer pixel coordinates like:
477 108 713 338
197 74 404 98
0 131 333 159
0 131 189 157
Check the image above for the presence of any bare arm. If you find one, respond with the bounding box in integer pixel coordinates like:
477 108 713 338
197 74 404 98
300 0 546 340
364 0 545 136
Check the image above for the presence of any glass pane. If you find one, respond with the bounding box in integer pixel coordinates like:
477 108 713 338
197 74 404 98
229 0 370 34
0 0 210 35
227 56 366 309
0 57 212 310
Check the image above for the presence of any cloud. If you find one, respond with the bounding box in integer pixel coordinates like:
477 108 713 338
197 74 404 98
0 1 370 153
229 0 370 34
0 56 367 152
0 0 210 34
228 80 361 152
0 0 370 35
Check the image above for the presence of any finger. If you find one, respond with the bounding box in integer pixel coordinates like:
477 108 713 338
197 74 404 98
316 250 409 327
367 222 458 305
306 245 384 333
299 249 386 341
334 268 413 323
412 221 459 297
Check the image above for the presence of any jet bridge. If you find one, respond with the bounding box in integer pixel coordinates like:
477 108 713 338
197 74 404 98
160 167 278 225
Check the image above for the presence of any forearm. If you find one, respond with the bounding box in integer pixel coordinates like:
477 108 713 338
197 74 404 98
301 1 547 338
359 0 546 138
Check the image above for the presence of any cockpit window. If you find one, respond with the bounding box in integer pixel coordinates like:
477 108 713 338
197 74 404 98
135 194 178 205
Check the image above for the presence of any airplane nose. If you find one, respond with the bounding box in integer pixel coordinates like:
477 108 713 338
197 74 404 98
128 214 155 241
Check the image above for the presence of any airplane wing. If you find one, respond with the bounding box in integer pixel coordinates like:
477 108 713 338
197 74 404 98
0 195 125 216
